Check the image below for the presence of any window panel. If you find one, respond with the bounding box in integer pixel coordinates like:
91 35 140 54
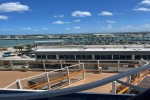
126 55 132 60
87 55 92 59
135 55 141 60
95 55 100 59
113 55 119 60
101 55 107 59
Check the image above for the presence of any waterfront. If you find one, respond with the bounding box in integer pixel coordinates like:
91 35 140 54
1 33 150 48
0 39 54 47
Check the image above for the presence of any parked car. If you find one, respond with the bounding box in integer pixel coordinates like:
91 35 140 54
2 52 12 57
3 54 9 57
21 55 29 58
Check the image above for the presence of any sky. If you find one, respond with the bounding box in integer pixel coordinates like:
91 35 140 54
1 0 150 35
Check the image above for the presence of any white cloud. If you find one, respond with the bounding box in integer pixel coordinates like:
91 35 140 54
0 2 29 12
141 24 150 28
107 20 116 24
1 28 14 31
42 28 48 30
121 25 136 29
140 0 150 5
52 21 70 24
121 24 150 31
66 28 70 30
133 7 150 12
108 24 112 27
22 28 31 30
32 29 38 31
54 14 64 18
0 15 8 20
74 27 80 29
71 11 91 17
98 11 113 16
73 19 81 22
107 24 112 29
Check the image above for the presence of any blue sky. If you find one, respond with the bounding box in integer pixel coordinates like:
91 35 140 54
0 0 150 35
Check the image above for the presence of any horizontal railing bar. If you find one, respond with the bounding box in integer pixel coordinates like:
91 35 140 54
116 80 146 92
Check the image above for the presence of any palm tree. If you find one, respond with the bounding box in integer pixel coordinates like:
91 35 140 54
25 44 32 52
13 46 18 52
18 46 24 52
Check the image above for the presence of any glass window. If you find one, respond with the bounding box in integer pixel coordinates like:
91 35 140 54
76 55 81 59
142 55 147 60
135 55 141 60
107 55 112 59
51 55 56 59
148 55 150 60
59 55 64 59
70 55 75 59
113 55 119 59
101 55 107 59
37 55 41 59
87 55 92 59
95 55 100 59
41 55 46 59
81 55 86 59
126 55 132 59
47 55 51 59
120 55 125 60
64 55 69 59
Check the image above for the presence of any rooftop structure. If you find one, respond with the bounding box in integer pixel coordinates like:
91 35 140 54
35 45 150 61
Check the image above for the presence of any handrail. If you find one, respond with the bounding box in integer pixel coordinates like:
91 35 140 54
118 73 148 94
0 63 149 100
30 70 84 89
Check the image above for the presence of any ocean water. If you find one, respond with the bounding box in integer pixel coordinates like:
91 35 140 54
0 39 62 48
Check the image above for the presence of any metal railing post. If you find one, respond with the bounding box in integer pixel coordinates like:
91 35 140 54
66 67 71 85
112 81 117 94
45 72 51 90
17 79 22 90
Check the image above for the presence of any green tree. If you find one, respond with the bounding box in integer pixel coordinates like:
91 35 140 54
18 46 24 52
25 44 32 52
13 46 18 52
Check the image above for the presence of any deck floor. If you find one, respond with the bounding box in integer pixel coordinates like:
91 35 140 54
0 71 119 93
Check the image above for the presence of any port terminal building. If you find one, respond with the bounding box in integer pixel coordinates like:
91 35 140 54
32 41 150 71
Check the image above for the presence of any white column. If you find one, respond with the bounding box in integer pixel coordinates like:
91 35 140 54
112 81 117 94
43 60 46 71
66 67 71 85
97 60 99 68
45 72 51 90
117 60 120 72
92 54 94 60
60 60 63 69
82 63 85 79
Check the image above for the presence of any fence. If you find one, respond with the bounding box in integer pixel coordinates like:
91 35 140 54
4 63 85 90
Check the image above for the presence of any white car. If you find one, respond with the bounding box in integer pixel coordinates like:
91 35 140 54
21 55 29 58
